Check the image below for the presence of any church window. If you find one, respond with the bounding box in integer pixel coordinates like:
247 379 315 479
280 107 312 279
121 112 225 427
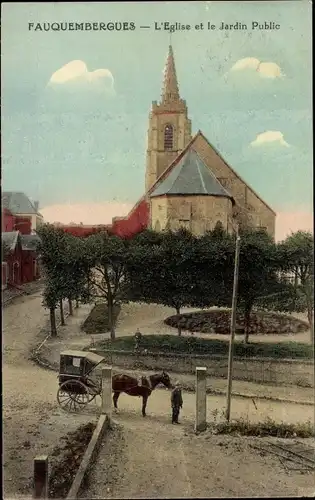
164 125 174 150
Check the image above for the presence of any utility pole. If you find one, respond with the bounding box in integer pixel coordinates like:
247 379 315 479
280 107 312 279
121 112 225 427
225 226 241 422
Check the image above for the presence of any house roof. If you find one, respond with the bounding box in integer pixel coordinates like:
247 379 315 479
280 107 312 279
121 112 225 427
2 231 20 251
2 191 40 215
150 148 234 201
21 234 41 251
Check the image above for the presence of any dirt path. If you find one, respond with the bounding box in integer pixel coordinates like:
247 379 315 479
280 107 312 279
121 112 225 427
2 294 95 498
83 413 315 499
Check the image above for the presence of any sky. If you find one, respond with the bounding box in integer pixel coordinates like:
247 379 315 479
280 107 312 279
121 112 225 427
2 1 313 241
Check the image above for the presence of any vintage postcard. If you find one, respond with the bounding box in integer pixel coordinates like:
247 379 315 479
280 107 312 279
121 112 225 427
2 1 314 499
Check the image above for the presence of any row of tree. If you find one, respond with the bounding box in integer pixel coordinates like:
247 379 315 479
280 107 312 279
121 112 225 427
37 224 314 343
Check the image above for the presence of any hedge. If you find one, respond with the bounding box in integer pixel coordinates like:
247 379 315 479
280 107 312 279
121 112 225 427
95 334 313 359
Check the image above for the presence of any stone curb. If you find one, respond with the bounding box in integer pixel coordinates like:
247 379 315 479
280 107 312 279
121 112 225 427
66 414 110 500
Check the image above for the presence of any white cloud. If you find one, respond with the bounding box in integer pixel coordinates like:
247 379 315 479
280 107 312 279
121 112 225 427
250 131 290 148
230 57 284 79
48 60 114 91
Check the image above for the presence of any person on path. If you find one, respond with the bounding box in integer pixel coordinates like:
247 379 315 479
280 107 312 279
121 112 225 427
134 328 142 352
171 381 183 424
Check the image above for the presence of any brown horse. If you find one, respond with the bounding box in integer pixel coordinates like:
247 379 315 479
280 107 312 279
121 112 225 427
112 371 172 417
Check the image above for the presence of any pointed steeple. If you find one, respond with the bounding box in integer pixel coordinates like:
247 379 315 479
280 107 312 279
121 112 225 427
161 45 180 103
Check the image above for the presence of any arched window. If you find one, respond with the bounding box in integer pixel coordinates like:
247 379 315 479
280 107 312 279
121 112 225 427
154 220 161 232
164 124 174 151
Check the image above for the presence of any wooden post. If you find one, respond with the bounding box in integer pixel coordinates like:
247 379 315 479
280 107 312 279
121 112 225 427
195 367 207 433
33 455 48 498
101 367 112 419
225 233 241 422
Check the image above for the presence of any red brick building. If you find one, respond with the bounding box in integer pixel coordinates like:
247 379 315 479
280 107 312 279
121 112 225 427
2 231 41 289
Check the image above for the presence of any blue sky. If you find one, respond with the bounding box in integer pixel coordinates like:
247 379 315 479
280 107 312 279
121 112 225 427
1 1 313 236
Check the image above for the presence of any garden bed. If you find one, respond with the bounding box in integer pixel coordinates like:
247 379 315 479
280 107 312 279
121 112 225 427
165 309 309 335
94 334 313 359
82 303 121 335
49 422 96 498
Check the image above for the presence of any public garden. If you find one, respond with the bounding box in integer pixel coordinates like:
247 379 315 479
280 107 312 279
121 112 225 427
2 223 314 498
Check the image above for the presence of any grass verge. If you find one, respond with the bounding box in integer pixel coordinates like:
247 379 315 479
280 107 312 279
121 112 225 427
208 416 314 438
94 334 313 359
49 422 96 498
82 303 121 335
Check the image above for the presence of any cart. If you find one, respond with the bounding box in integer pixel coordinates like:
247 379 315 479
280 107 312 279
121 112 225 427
57 350 105 412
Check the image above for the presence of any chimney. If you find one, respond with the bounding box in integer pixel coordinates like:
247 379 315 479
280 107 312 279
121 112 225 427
34 201 39 212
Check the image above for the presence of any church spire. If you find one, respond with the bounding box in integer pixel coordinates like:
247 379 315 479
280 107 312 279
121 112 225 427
161 45 180 103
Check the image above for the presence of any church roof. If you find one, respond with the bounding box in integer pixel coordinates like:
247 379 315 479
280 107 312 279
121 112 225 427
150 148 234 201
161 45 180 103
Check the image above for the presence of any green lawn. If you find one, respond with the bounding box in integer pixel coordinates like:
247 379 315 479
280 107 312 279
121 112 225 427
94 334 313 359
82 303 121 335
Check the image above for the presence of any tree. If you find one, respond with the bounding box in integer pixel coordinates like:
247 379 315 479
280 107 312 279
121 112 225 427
126 228 201 335
85 232 130 339
277 231 314 343
237 229 286 343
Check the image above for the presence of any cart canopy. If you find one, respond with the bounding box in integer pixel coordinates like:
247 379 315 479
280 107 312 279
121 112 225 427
60 350 105 371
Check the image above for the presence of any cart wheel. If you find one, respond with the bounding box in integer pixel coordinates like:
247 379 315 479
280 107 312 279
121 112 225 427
57 380 90 413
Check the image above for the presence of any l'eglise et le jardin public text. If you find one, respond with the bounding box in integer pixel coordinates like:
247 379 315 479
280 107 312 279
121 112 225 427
27 20 280 32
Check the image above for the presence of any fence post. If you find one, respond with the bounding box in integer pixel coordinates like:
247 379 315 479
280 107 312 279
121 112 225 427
33 455 48 498
101 366 112 419
195 367 207 433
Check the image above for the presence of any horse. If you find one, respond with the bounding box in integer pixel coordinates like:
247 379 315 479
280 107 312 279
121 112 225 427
112 371 172 417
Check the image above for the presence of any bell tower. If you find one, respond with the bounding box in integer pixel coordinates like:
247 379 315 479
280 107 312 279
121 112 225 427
145 45 192 192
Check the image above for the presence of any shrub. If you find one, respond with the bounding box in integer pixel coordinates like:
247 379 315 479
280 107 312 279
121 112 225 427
165 309 309 335
208 417 314 438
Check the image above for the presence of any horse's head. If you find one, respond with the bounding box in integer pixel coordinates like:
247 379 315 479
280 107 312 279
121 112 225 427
159 371 172 389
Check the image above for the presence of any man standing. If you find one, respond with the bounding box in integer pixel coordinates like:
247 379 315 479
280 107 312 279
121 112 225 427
134 328 142 352
171 381 183 424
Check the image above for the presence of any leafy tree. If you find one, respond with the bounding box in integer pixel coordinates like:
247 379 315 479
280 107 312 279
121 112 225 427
237 229 287 343
37 224 68 335
85 232 130 339
127 228 201 335
195 229 234 309
277 231 314 343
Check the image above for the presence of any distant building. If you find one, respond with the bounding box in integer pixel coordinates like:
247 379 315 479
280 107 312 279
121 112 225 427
2 192 44 233
1 231 41 289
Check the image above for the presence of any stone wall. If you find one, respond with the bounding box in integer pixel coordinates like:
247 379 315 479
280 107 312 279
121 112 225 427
151 195 233 235
92 349 314 387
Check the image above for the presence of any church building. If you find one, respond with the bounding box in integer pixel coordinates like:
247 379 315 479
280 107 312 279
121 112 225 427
113 45 276 238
